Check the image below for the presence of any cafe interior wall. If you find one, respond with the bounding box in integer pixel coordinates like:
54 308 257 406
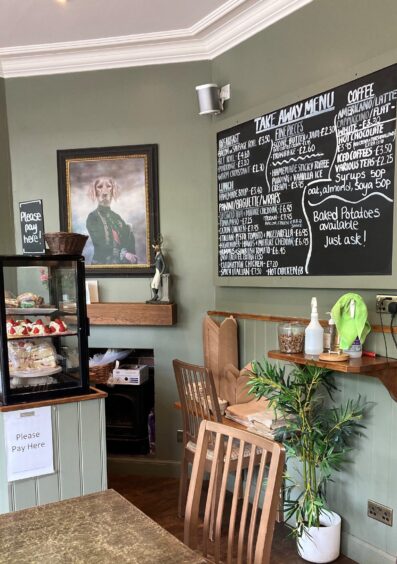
4 61 215 475
211 1 397 562
0 78 15 255
1 0 397 560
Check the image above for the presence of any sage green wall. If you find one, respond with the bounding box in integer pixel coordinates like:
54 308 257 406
211 1 397 562
4 61 214 466
3 0 397 559
0 78 14 255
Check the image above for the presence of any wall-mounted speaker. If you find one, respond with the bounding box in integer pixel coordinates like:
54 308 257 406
195 83 223 115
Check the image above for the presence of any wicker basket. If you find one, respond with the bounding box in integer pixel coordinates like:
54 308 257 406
45 232 88 255
89 363 114 384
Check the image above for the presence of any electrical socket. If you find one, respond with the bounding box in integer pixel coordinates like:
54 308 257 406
368 500 393 526
376 294 397 314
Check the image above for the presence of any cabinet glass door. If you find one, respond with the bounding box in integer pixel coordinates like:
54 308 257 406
0 256 89 405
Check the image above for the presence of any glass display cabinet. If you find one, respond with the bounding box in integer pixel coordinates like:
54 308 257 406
0 255 90 405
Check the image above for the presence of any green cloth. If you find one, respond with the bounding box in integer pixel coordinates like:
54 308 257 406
331 293 371 350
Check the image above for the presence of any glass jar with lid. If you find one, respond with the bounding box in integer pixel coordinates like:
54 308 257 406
278 322 306 353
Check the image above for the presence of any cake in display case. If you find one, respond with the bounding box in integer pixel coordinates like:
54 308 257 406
0 255 90 405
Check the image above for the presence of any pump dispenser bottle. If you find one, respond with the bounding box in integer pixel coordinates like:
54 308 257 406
304 297 324 355
324 312 338 352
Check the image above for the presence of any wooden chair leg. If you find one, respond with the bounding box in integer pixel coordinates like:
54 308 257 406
276 477 284 523
178 454 189 518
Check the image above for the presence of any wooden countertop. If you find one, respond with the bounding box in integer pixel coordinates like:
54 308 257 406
0 386 107 412
0 489 206 564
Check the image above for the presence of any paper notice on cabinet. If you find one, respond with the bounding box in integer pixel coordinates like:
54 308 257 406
4 406 54 481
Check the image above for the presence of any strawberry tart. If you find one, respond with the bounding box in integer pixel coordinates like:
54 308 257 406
49 319 68 333
7 318 68 338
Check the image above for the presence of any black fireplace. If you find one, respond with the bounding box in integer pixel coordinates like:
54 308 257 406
92 349 154 455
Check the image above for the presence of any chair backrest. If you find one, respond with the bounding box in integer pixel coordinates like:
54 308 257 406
184 420 285 564
173 359 222 446
203 315 239 396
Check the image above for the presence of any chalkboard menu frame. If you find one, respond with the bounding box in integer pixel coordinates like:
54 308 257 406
216 63 397 289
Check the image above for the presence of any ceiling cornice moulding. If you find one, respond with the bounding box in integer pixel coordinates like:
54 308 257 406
0 0 312 78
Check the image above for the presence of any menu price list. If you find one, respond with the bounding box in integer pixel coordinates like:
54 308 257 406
217 64 397 277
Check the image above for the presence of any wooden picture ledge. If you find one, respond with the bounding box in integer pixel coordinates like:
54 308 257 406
87 302 177 326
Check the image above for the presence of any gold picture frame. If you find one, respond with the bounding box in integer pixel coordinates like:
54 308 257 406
57 145 159 277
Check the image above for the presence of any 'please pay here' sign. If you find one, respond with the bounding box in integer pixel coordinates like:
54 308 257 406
4 406 54 481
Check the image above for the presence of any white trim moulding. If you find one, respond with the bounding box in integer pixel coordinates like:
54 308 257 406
0 0 312 78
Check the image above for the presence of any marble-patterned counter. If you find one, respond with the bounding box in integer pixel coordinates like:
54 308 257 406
0 489 206 563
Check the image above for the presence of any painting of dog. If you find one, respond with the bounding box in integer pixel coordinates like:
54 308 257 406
57 145 159 276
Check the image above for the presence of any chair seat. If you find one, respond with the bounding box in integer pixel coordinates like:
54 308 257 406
187 439 262 461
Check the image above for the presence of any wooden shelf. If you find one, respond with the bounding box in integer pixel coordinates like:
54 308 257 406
268 350 397 401
87 302 177 326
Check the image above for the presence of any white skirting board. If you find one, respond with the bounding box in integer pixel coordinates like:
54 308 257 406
342 532 396 564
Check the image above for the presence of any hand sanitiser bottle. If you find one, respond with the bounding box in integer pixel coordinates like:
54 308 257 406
304 297 324 355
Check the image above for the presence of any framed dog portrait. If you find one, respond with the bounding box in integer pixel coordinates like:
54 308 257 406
57 144 159 276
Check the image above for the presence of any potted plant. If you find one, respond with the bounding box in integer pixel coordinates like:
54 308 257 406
248 360 367 563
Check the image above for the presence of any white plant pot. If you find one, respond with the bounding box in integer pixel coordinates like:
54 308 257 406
298 510 341 563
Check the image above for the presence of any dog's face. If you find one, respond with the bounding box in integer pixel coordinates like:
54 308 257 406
94 177 115 207
88 177 120 206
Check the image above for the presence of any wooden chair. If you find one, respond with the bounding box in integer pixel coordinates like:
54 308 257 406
173 359 223 517
184 420 285 564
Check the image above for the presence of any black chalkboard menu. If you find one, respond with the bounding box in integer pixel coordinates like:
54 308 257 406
217 65 397 278
19 199 45 254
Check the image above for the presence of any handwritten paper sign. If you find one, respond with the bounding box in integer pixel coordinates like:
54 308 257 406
4 406 54 481
19 199 45 254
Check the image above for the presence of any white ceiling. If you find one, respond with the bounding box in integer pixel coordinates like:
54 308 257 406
0 0 312 77
0 0 228 48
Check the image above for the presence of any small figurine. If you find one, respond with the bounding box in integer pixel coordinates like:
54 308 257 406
147 235 170 303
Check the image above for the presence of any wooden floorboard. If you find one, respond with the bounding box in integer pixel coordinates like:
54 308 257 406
109 474 356 564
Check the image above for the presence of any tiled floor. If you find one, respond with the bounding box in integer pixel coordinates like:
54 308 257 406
109 473 356 564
